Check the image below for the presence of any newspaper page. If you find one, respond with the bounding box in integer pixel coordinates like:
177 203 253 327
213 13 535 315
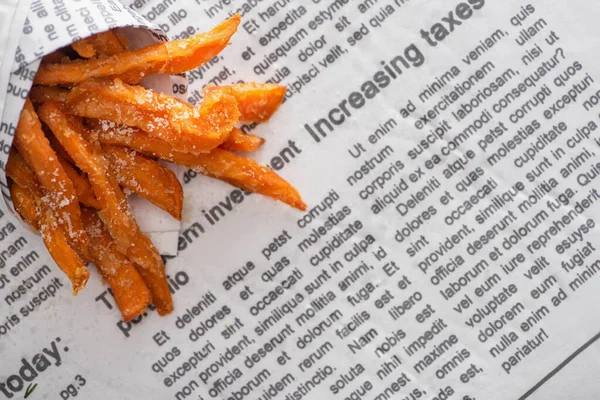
3 0 600 399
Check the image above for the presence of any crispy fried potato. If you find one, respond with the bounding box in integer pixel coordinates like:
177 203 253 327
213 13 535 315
208 83 286 122
67 79 239 153
81 208 152 322
9 182 40 231
57 156 102 209
72 30 126 58
29 86 70 104
103 145 183 220
14 98 89 254
9 180 89 294
34 15 240 86
220 128 265 153
95 124 306 210
38 102 173 315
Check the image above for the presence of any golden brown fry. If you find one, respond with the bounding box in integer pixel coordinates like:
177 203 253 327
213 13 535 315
67 79 239 153
37 102 173 315
9 179 89 294
34 15 240 86
29 86 70 104
103 145 183 220
220 128 265 152
14 98 89 254
95 124 306 210
57 156 102 209
72 30 126 58
81 208 152 322
9 182 40 231
208 83 286 122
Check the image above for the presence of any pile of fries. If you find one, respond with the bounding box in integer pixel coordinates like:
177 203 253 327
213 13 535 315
7 15 306 321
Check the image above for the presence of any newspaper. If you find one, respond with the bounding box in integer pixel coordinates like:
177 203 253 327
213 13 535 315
2 0 600 399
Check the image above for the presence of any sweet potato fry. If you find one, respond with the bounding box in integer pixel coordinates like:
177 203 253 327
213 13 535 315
39 205 90 294
57 156 102 209
9 180 89 294
208 83 286 122
38 102 173 315
67 79 239 153
220 128 265 152
34 15 240 86
29 86 70 104
95 124 306 210
81 208 152 322
6 149 42 197
47 132 76 164
9 182 40 231
41 50 68 64
14 98 89 255
72 30 126 58
103 145 183 219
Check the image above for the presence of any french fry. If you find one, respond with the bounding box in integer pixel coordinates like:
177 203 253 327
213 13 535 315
47 132 76 164
66 78 239 153
103 145 183 220
95 124 306 210
37 102 173 315
57 156 102 209
208 83 286 122
34 15 240 86
81 208 152 322
9 180 89 294
220 128 265 152
29 86 70 104
39 204 90 294
14 98 89 255
9 183 40 231
72 30 126 58
6 149 42 197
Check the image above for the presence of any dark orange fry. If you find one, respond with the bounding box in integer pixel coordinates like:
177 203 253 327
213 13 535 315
81 208 152 322
57 156 102 209
9 180 89 294
29 86 70 104
37 102 173 315
14 98 89 255
39 205 90 294
47 132 76 164
208 83 286 122
6 149 42 197
220 128 265 152
103 145 183 220
41 50 67 64
95 124 306 210
67 79 239 153
9 182 40 231
34 15 240 86
72 30 125 58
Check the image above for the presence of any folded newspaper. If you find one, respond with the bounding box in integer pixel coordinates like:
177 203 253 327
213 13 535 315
2 0 600 399
1 0 186 255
